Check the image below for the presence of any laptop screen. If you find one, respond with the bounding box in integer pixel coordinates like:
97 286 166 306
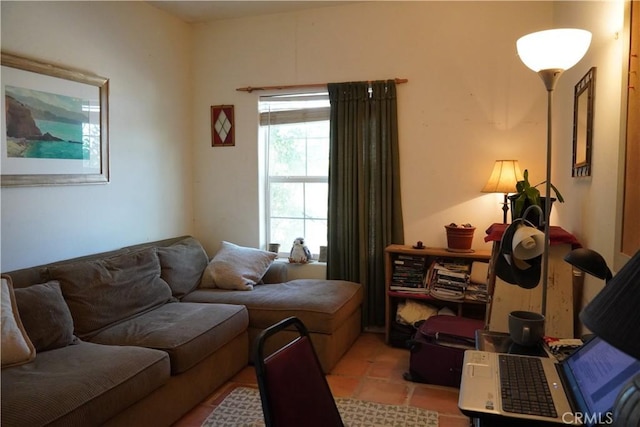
562 336 640 425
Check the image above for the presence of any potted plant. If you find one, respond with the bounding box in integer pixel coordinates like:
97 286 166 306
445 223 476 253
508 169 564 224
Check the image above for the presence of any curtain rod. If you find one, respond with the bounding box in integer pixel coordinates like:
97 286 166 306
236 78 408 93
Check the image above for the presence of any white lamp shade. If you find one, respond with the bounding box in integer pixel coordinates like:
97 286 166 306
517 29 592 72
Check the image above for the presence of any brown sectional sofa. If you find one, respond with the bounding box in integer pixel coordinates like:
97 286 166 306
1 236 363 426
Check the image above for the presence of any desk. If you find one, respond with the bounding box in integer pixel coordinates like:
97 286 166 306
484 224 581 338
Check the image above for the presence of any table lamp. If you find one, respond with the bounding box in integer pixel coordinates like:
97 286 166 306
481 160 523 223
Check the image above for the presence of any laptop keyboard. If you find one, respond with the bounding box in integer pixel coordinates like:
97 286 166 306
499 355 558 418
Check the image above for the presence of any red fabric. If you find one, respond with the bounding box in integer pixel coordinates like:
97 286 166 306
484 223 582 248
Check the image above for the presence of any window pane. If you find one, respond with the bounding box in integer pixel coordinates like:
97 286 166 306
271 218 305 249
304 219 327 253
270 182 303 217
305 183 327 219
307 135 329 177
269 124 306 176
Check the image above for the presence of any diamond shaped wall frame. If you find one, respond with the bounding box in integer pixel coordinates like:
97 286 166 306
211 105 235 147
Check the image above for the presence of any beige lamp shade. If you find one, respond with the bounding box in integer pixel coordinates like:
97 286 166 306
481 160 523 194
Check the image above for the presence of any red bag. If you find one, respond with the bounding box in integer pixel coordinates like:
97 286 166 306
405 315 485 388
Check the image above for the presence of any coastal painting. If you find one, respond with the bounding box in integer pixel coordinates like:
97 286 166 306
5 85 88 160
1 52 109 186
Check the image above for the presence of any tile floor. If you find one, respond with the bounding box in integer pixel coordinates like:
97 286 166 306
173 332 472 427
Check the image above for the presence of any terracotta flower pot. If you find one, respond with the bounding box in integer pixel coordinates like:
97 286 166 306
445 225 476 253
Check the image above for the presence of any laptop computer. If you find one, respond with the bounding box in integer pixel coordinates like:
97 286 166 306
458 336 640 425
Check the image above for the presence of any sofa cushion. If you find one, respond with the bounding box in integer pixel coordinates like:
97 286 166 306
48 247 173 339
157 237 209 299
89 302 249 374
1 276 36 368
183 279 363 334
202 241 277 291
1 341 169 427
14 281 77 352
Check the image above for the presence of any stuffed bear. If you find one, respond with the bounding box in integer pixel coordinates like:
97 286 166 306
289 237 312 263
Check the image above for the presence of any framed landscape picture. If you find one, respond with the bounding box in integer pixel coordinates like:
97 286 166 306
1 52 109 186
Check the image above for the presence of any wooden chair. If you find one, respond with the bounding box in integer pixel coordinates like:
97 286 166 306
254 317 344 427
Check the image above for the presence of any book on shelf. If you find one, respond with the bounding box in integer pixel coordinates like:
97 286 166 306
464 283 489 302
394 258 426 268
433 281 466 292
392 256 427 290
426 258 473 301
389 285 430 294
430 287 465 301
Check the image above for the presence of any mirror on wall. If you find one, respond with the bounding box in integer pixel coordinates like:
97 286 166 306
572 67 596 177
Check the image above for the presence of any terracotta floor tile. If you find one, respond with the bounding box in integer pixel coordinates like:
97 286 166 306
228 365 257 385
375 343 408 362
330 352 372 376
355 378 410 405
326 374 361 397
340 332 384 360
172 404 215 427
410 384 464 416
368 357 407 381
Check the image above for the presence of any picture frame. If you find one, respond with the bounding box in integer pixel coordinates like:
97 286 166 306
1 52 109 187
571 67 596 177
211 105 235 147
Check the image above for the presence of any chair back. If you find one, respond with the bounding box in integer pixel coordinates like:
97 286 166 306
254 317 344 427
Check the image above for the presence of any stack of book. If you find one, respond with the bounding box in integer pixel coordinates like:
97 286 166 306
465 261 489 302
428 260 470 301
465 282 489 302
390 254 428 293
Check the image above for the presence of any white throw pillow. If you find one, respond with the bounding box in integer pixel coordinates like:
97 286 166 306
202 241 277 291
1 277 36 368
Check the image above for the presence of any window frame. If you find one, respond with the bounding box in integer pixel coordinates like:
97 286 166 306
259 92 330 258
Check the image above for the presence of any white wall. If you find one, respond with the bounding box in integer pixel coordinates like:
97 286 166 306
191 1 556 255
1 1 626 282
551 0 628 309
1 1 194 271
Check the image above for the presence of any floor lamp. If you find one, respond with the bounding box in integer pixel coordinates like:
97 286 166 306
516 29 591 316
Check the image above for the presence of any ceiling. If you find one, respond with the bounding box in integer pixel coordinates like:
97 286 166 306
147 1 356 23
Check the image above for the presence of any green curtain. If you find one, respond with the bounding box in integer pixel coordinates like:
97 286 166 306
326 80 404 328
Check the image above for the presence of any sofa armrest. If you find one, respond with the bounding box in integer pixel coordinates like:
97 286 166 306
262 263 288 284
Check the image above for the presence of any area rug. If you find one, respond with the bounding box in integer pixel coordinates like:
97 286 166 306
201 386 438 427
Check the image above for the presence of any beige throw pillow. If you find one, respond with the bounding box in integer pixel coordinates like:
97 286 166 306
1 277 36 368
203 241 277 291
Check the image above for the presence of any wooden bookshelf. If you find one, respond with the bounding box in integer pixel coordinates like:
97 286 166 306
384 244 491 346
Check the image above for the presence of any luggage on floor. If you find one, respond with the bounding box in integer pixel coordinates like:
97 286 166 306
404 315 485 388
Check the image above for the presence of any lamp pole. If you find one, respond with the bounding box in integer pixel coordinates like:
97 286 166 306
538 69 562 316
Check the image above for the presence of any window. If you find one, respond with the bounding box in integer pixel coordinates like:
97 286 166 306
259 92 330 257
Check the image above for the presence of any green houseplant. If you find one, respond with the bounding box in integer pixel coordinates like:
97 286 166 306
509 169 564 223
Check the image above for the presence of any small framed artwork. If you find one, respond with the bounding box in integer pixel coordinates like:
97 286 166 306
1 52 109 187
572 67 596 177
211 105 235 147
